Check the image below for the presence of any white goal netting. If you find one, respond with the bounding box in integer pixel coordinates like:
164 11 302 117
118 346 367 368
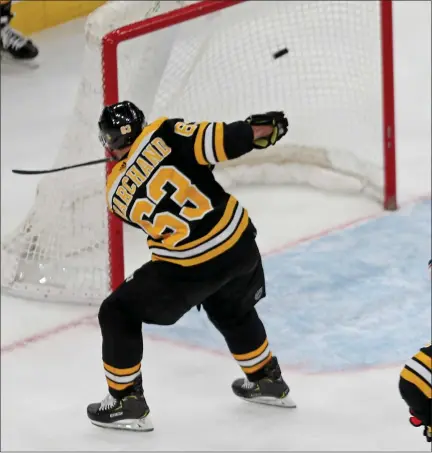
1 0 389 304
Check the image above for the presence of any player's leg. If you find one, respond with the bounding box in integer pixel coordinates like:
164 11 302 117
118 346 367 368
87 261 196 431
202 243 295 408
0 0 38 60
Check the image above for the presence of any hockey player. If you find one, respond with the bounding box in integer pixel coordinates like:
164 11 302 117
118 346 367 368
0 0 38 60
398 260 432 442
87 101 293 431
399 344 431 442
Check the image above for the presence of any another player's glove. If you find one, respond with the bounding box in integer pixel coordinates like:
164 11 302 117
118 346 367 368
409 409 431 442
246 111 288 149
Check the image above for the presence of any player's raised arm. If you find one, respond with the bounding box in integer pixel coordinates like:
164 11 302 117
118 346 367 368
173 111 288 166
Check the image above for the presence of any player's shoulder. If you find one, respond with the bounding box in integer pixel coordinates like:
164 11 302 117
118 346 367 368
162 118 185 128
139 116 170 143
409 343 432 361
150 117 183 141
419 343 432 358
404 343 432 371
157 118 213 136
154 117 183 134
401 343 431 366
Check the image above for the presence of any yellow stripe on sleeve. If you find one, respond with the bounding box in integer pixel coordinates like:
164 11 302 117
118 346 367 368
415 351 432 370
214 122 228 162
193 122 210 165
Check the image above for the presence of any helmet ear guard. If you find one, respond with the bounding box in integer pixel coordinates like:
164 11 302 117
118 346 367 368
98 101 146 153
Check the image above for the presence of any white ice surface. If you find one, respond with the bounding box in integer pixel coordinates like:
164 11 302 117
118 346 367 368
1 1 431 451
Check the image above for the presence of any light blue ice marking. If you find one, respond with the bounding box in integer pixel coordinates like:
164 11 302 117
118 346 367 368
143 199 431 372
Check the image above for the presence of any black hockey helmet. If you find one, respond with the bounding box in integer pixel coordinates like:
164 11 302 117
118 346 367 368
98 101 146 152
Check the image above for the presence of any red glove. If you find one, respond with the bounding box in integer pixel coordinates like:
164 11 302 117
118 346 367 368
409 409 431 442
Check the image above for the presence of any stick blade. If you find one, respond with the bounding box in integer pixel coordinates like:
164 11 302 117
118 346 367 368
12 169 47 175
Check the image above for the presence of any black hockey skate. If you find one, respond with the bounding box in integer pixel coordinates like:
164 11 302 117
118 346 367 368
87 378 153 432
1 22 38 60
232 356 296 408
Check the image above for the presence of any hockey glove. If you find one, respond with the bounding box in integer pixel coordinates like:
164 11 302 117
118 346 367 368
246 111 288 149
409 409 431 442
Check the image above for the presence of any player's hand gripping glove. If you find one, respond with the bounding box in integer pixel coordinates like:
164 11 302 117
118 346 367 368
409 409 431 442
246 111 288 149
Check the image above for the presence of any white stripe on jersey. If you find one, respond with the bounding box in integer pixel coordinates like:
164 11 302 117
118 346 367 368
406 358 432 384
203 123 217 164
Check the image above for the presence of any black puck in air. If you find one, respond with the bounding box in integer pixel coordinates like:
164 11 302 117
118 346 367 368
273 48 289 59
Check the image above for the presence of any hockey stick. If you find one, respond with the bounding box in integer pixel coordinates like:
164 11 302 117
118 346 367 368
12 157 114 175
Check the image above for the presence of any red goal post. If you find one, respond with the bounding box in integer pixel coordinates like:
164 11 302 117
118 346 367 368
380 0 397 209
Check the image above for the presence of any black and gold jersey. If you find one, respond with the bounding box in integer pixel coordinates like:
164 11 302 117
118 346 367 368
400 344 431 426
106 117 256 267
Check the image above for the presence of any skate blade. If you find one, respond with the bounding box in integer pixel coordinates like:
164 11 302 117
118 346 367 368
239 393 297 409
1 50 39 68
90 415 154 432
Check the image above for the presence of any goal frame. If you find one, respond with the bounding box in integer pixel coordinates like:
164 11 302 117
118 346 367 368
101 0 397 293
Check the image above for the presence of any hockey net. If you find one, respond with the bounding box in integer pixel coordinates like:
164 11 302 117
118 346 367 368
1 0 396 304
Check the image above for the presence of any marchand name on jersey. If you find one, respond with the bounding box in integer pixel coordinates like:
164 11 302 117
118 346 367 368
106 121 171 220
